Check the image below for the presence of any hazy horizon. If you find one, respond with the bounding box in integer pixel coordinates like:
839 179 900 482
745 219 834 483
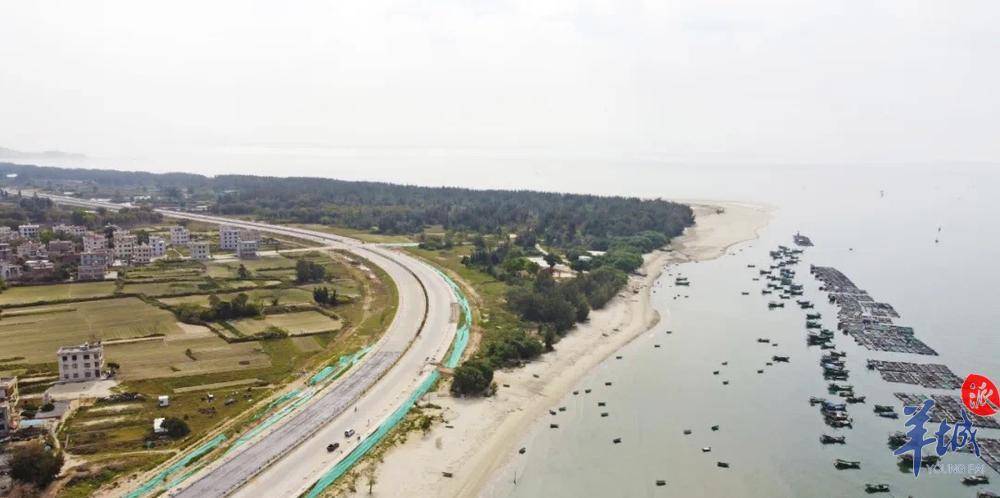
3 1 1000 178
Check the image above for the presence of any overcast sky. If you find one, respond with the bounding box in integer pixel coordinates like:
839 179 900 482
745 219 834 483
1 1 998 178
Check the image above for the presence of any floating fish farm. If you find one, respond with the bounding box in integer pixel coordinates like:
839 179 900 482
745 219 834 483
893 393 1000 429
810 266 937 355
961 438 1000 473
865 360 963 389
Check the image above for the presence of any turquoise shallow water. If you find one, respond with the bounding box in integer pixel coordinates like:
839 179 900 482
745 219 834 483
487 165 1000 497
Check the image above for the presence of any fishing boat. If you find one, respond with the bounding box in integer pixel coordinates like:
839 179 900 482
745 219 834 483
613 437 622 444
864 483 890 493
717 462 730 468
757 338 770 343
962 475 989 485
877 411 898 419
655 480 666 486
806 312 822 320
702 447 711 452
772 355 790 362
768 301 784 309
873 405 895 413
820 435 846 444
846 396 866 404
898 453 940 468
809 396 826 406
835 459 861 470
806 320 821 329
888 432 907 449
683 429 692 435
711 425 719 431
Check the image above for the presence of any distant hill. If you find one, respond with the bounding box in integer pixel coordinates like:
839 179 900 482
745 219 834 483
0 146 87 161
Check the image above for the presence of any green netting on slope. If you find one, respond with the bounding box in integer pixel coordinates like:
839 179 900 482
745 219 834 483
305 271 471 498
127 345 376 497
230 345 373 453
124 433 227 498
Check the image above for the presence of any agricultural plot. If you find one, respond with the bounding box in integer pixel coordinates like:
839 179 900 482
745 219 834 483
0 281 118 306
107 331 270 380
0 297 184 363
158 287 317 307
230 311 343 337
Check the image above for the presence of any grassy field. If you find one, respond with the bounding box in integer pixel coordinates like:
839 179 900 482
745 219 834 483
0 281 118 306
229 311 343 336
0 297 185 363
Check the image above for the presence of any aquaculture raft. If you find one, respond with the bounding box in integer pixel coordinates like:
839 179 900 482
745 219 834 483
811 266 937 355
894 393 1000 429
866 360 963 389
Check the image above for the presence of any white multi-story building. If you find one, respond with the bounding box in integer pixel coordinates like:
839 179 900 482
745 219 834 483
18 224 39 239
237 239 259 259
0 226 14 242
114 234 137 261
83 233 107 252
219 225 241 250
0 243 11 262
57 342 104 383
170 226 190 245
78 251 109 281
132 244 152 265
53 224 88 237
188 240 211 261
149 236 167 257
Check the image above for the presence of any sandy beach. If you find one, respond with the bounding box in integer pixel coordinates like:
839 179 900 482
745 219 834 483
341 201 771 498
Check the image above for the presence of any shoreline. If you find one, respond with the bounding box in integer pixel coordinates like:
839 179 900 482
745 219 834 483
346 201 772 498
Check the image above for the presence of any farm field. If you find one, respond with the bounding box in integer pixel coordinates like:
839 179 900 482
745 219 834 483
0 297 184 363
0 281 118 306
229 310 343 336
158 287 317 307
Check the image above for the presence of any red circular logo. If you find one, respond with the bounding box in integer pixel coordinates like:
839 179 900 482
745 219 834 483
962 374 999 417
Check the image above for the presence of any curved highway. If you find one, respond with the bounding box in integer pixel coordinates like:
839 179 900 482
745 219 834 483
39 194 459 498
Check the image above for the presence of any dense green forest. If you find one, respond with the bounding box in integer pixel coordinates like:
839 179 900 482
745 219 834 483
0 162 693 251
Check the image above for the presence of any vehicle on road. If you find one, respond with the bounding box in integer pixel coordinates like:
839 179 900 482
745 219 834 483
327 443 339 452
345 429 355 438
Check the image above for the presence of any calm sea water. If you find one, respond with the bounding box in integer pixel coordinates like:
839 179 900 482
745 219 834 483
483 164 1000 497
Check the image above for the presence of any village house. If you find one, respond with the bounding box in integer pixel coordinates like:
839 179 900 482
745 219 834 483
57 342 105 383
149 235 167 257
52 224 88 237
170 226 190 245
219 225 241 250
188 240 211 261
132 243 153 265
78 250 109 281
83 232 107 252
0 261 22 281
237 239 259 259
18 224 39 239
47 239 76 258
16 240 47 259
114 233 137 261
0 243 10 262
0 226 13 242
0 376 18 437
